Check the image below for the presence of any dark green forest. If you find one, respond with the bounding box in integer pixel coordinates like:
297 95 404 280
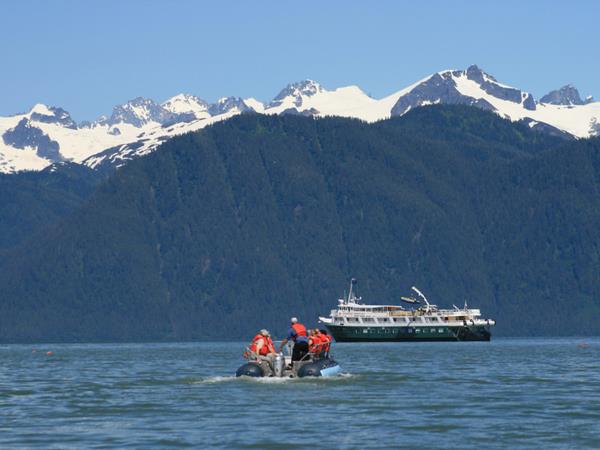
0 164 102 256
1 105 600 342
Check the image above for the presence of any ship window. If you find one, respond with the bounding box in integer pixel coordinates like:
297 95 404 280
415 328 421 333
431 317 438 322
438 328 444 333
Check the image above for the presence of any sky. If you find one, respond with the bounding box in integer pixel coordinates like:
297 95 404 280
1 0 599 122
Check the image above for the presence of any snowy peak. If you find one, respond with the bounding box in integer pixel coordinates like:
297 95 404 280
161 94 210 119
264 80 387 121
269 79 324 108
451 65 535 109
243 98 265 113
207 97 252 116
465 64 496 83
391 70 495 116
27 103 78 129
540 85 592 106
2 66 600 174
391 65 537 116
464 64 536 110
99 97 195 127
29 103 55 116
108 97 164 126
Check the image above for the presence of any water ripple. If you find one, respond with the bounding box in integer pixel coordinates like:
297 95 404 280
2 339 600 448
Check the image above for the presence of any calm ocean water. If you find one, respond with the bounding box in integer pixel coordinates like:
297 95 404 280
1 338 600 449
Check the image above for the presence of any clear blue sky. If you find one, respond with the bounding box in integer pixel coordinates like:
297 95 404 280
1 0 599 122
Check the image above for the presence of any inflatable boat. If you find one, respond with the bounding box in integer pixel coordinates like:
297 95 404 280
236 346 341 378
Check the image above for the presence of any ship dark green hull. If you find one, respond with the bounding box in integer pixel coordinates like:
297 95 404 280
325 324 491 342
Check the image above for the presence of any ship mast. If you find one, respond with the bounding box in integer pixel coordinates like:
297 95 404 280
347 278 358 304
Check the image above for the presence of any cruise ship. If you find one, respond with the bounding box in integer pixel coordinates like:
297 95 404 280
319 279 495 342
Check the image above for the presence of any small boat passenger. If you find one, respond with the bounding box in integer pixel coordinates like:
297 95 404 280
309 329 324 356
278 317 309 362
248 329 277 367
319 329 332 355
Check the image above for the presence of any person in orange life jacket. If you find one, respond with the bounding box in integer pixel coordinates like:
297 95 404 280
248 329 276 365
309 329 324 355
319 329 332 354
278 317 309 362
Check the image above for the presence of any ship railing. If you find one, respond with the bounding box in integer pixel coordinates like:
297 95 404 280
332 313 481 321
332 311 408 318
332 317 491 326
333 309 481 318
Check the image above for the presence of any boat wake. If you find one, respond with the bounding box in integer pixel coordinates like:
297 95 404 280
191 376 237 385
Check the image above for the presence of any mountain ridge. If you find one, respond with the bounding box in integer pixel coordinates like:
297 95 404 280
3 106 600 342
1 65 599 174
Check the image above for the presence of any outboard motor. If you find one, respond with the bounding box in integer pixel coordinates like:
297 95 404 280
236 362 264 378
273 354 285 377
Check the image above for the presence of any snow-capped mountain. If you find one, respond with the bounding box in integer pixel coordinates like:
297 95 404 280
390 65 536 116
539 85 593 106
2 65 600 174
268 80 324 108
95 97 197 128
207 97 254 116
0 102 164 173
162 94 210 120
29 104 78 129
406 66 600 139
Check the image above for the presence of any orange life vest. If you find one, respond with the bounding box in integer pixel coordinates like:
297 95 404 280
249 334 270 356
291 323 307 340
309 333 323 353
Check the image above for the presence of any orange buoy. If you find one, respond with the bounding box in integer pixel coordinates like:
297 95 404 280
46 351 54 356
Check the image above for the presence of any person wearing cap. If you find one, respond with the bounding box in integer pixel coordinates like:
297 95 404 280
278 317 309 362
248 329 277 372
249 329 276 359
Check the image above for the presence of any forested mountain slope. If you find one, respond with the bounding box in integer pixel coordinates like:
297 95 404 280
0 163 102 256
1 106 599 342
